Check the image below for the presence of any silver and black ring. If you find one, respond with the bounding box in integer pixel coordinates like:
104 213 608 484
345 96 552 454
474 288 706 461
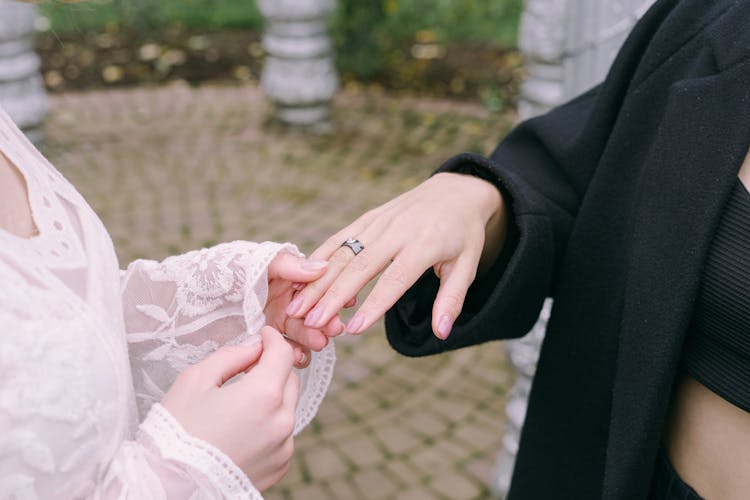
341 238 365 256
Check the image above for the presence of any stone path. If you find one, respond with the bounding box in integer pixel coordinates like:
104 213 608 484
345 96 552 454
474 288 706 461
45 83 516 500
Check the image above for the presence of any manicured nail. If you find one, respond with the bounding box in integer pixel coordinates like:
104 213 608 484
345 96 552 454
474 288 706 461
305 305 323 327
301 259 328 271
286 296 304 316
296 350 307 366
437 314 453 340
346 312 365 334
241 335 262 347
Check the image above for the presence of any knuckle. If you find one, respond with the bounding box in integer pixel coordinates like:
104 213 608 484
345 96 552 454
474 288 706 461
442 290 466 313
324 285 344 302
382 261 409 287
281 437 295 460
273 461 291 484
258 386 284 409
276 411 296 438
347 254 370 273
310 334 329 352
329 248 352 266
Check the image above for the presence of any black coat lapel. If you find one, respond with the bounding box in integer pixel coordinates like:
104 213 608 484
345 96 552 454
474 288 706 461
603 61 750 498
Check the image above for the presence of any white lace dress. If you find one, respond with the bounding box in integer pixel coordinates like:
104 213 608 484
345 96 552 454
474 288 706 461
0 107 335 499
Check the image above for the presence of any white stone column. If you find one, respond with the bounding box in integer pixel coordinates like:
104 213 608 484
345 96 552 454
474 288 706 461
257 0 339 132
0 0 47 144
492 1 654 497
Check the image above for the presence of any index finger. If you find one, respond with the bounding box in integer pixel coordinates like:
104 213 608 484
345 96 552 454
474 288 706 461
244 326 295 394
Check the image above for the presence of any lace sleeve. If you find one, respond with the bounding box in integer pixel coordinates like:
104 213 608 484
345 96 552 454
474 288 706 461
98 403 263 499
121 240 335 431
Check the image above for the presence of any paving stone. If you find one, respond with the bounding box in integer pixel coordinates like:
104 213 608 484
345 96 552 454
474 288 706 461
326 478 361 500
352 468 399 499
374 425 422 456
429 472 483 499
396 487 439 500
338 436 385 468
304 446 351 481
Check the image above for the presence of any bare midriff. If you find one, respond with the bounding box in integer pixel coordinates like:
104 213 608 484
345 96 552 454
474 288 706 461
665 374 750 499
664 151 750 499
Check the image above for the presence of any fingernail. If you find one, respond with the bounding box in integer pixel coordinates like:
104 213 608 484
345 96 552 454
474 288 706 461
286 296 304 316
301 259 328 271
346 312 365 334
296 350 307 365
437 314 453 340
305 305 323 327
291 282 304 291
241 335 262 347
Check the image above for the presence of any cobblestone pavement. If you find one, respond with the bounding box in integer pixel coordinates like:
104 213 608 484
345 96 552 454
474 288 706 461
45 83 516 500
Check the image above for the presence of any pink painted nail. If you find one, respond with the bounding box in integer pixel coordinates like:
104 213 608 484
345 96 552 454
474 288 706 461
301 259 328 271
346 312 365 334
304 305 323 327
437 314 453 340
286 296 304 316
296 350 307 365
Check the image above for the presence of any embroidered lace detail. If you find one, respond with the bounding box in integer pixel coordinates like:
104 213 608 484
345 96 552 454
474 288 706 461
295 342 336 435
140 404 261 500
124 241 335 434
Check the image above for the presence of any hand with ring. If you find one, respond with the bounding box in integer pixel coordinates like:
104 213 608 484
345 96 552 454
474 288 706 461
283 172 508 343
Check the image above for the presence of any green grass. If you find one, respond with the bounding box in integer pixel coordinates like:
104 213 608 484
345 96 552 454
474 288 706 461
39 0 521 45
39 0 264 34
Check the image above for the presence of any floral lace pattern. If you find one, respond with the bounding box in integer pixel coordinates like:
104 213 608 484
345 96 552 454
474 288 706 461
0 105 335 499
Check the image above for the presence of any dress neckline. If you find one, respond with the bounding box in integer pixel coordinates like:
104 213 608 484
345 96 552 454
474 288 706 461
0 152 42 241
0 107 87 269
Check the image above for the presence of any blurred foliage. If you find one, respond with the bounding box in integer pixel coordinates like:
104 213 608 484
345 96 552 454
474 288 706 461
332 0 522 80
41 0 522 78
38 0 524 106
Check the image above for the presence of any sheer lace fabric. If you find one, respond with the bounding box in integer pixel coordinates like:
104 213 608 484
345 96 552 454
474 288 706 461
0 107 335 499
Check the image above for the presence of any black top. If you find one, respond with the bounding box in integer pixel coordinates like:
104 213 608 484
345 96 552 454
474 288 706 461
682 179 750 411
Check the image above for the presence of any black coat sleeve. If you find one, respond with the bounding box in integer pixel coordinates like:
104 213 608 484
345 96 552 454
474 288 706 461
384 0 692 357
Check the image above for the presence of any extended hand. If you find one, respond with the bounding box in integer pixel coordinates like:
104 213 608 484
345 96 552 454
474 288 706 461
264 252 345 367
284 172 506 341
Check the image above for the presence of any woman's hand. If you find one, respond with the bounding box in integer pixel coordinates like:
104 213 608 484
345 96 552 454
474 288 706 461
284 172 507 341
162 326 299 491
264 253 346 367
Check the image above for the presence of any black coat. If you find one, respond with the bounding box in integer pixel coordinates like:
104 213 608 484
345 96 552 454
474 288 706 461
385 0 750 498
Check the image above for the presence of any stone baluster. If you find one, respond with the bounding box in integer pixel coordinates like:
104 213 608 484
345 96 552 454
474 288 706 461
492 1 654 497
257 0 338 133
0 0 47 144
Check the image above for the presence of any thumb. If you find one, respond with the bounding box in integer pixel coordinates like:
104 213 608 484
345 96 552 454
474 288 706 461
432 254 478 340
197 335 264 387
268 252 329 283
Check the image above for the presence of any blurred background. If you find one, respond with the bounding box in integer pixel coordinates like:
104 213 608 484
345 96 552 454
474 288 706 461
36 0 523 108
8 1 516 499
